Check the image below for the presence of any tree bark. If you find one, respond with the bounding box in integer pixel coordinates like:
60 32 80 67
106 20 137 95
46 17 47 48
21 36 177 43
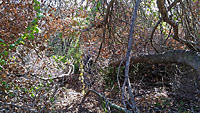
121 0 141 112
156 0 199 51
110 50 200 75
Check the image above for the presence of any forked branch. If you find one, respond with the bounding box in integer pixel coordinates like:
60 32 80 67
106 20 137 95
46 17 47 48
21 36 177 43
157 0 198 51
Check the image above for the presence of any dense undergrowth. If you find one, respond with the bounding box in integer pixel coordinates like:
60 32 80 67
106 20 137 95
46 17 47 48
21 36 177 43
0 0 199 112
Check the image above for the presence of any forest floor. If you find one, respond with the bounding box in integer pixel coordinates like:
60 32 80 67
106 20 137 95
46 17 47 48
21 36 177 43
50 73 200 113
3 47 200 113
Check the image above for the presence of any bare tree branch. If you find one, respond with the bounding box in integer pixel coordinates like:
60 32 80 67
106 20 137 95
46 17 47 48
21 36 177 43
73 0 116 32
145 0 182 52
157 0 199 51
122 0 141 112
110 50 200 76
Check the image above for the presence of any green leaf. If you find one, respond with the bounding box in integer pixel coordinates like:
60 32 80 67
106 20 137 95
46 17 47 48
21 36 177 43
0 38 4 43
97 1 101 8
86 17 90 20
50 97 55 103
49 79 53 83
92 0 95 4
75 10 79 17
21 34 27 40
93 13 96 18
5 83 9 89
31 92 35 97
26 26 31 31
59 32 62 38
24 33 28 37
31 86 37 91
34 27 40 33
74 63 79 74
47 82 50 87
153 12 157 17
4 51 8 56
0 42 6 46
38 83 43 87
36 13 43 19
15 37 24 44
31 19 38 25
79 6 83 11
60 56 66 63
34 6 41 12
9 92 14 97
28 33 34 40
9 44 15 49
23 88 28 92
2 81 6 86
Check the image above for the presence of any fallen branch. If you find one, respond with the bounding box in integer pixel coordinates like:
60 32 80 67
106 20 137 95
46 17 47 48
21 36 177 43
79 89 131 113
110 50 200 75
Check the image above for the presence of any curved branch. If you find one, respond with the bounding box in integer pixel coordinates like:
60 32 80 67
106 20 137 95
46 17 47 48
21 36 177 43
157 0 177 28
110 50 200 75
157 0 198 51
94 27 106 63
146 0 182 52
104 0 115 24
122 0 141 112
151 0 181 40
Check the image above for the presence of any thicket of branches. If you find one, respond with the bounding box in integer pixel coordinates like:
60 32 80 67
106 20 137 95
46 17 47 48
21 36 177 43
0 0 199 112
